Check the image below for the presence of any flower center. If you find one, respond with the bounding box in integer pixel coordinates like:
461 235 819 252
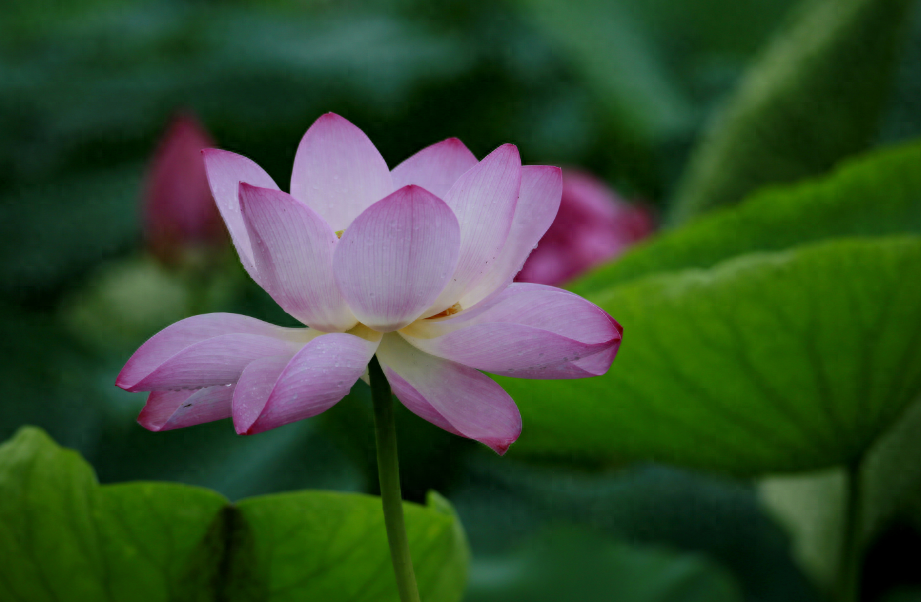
335 230 345 239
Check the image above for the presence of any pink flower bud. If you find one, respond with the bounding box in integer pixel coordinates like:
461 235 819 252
516 169 655 286
143 113 225 264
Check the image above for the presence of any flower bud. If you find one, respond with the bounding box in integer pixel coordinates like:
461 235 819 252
143 113 225 265
516 169 654 286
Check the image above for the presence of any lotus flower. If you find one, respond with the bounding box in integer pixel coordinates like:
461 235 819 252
117 114 622 454
143 114 226 264
516 170 654 286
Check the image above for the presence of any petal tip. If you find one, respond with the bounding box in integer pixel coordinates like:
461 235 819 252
492 441 513 455
136 413 164 432
482 143 521 169
442 137 467 148
115 355 146 391
486 430 520 455
233 410 257 435
115 370 140 392
238 180 278 197
314 112 352 128
482 404 521 455
398 183 438 199
236 181 260 206
200 148 228 164
232 407 258 435
239 415 273 436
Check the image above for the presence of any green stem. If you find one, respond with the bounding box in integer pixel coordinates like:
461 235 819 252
837 463 863 602
369 355 421 602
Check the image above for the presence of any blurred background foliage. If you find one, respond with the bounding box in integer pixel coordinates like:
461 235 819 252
2 0 921 600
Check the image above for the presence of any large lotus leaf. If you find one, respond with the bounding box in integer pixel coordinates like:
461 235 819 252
503 236 921 475
0 427 469 602
669 0 914 223
572 138 921 295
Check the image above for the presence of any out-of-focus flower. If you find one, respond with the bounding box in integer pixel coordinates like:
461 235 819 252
143 114 226 264
117 113 622 454
516 170 655 286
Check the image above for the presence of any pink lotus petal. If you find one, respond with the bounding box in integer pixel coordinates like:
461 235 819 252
376 333 521 454
239 184 356 332
428 144 521 315
202 149 280 280
116 313 313 391
138 385 235 432
333 185 460 332
290 113 393 232
401 283 621 378
391 138 478 199
459 165 562 308
231 355 292 435
380 369 464 438
238 331 381 435
127 334 304 392
144 114 224 264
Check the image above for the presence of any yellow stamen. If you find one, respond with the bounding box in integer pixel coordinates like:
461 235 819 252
335 230 345 239
426 302 462 319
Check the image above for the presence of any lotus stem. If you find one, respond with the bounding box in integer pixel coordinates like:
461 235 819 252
369 355 421 602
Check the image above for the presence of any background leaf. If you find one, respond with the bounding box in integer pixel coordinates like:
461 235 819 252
669 0 915 223
757 395 921 592
451 457 817 601
0 427 470 602
758 469 848 593
503 236 921 475
465 526 742 602
508 0 693 144
572 139 921 294
861 395 921 541
883 590 921 602
0 165 144 303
